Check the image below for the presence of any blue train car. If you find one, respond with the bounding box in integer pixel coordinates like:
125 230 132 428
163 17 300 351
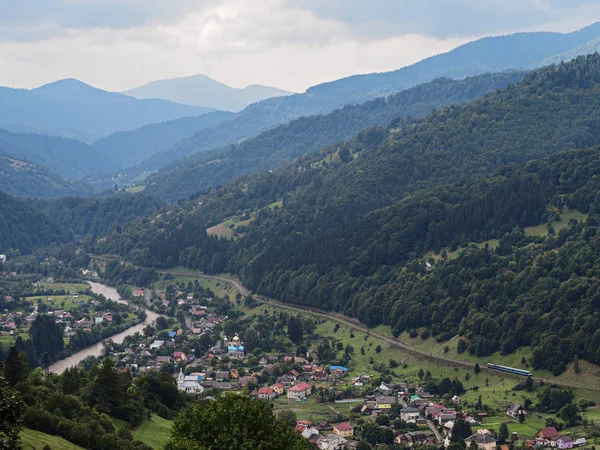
487 363 532 377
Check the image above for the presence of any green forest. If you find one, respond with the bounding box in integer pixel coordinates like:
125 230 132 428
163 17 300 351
144 72 525 202
88 55 600 373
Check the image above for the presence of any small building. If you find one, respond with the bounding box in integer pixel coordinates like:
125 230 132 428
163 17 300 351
401 407 421 423
257 387 277 400
332 422 353 437
536 427 560 446
465 433 498 450
173 352 187 362
133 289 145 297
272 383 285 395
574 438 587 447
507 403 527 420
557 436 574 449
287 382 312 399
313 370 328 381
150 340 165 350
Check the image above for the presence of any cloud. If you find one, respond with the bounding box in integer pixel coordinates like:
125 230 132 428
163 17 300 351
292 0 600 38
0 0 599 93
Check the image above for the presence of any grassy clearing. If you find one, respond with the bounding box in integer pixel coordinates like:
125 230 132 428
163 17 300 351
134 415 173 449
206 200 282 239
21 428 84 450
155 274 236 299
125 185 146 193
23 294 93 310
524 209 587 237
33 283 90 293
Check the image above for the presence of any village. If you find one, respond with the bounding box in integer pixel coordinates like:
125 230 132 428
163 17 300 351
0 270 597 450
90 278 594 450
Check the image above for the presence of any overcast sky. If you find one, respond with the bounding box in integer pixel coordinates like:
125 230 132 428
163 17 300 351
1 0 600 93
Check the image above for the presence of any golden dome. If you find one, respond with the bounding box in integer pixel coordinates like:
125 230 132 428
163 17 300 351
232 334 240 343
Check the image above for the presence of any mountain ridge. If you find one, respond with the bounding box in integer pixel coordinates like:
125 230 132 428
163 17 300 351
122 74 292 112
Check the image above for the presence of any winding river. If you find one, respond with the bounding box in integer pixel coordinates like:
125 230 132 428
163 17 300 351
48 282 161 374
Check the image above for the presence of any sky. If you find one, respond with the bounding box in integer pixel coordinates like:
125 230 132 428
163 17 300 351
1 0 600 93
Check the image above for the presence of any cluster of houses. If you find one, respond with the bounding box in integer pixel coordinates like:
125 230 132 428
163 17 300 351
0 292 116 338
294 420 358 450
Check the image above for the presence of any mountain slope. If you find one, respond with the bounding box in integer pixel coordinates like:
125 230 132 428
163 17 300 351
133 22 600 173
143 72 526 202
0 190 69 254
0 128 117 179
91 111 236 170
123 75 291 111
30 193 166 238
0 153 91 198
0 79 214 143
94 55 600 369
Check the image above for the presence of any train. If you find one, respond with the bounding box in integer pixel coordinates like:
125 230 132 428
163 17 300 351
487 363 532 377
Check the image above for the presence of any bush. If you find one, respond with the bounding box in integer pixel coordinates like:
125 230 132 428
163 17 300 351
420 329 431 340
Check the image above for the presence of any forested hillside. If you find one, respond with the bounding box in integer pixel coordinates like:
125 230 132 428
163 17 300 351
0 154 90 198
93 54 600 371
0 128 116 179
130 23 600 174
91 110 236 170
0 190 68 254
30 193 166 238
144 72 525 202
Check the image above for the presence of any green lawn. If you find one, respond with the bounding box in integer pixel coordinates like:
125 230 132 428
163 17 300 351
24 294 93 310
134 415 173 449
33 283 89 294
21 428 84 450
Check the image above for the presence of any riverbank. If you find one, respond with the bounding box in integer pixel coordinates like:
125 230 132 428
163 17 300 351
48 281 162 374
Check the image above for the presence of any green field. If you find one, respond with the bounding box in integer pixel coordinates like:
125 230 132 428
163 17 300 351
21 428 84 450
206 200 282 239
154 273 237 300
23 294 93 310
524 209 588 237
126 185 146 193
34 283 90 293
134 415 173 449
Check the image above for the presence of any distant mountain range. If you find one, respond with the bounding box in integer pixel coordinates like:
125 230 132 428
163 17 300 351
0 79 214 142
122 75 292 112
125 22 600 191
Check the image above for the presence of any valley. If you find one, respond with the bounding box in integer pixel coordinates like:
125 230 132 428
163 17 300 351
5 15 600 450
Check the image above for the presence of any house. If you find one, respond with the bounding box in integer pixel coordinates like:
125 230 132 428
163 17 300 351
452 395 461 405
215 371 230 381
465 433 498 450
313 371 328 381
176 370 204 394
156 356 172 364
301 426 321 440
437 411 458 425
507 403 527 420
150 340 165 350
257 387 277 400
287 382 312 399
401 407 421 423
332 422 353 437
395 432 430 447
173 352 187 362
365 395 397 409
318 433 347 450
375 383 392 396
557 436 574 449
133 289 145 297
330 365 349 373
574 438 587 447
94 316 104 324
536 428 560 445
276 374 295 388
272 383 285 395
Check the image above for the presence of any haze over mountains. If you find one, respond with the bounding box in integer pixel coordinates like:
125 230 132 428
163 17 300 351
3 22 600 200
0 79 213 143
122 75 292 112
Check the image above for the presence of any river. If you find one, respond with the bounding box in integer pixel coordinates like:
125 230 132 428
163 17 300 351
48 282 161 374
